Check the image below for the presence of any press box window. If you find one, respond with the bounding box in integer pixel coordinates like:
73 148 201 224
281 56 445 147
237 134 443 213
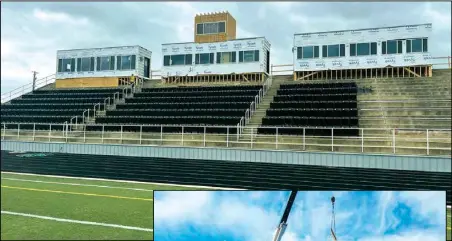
195 53 214 65
406 38 428 53
196 22 226 35
58 58 76 73
97 56 115 71
382 40 403 55
77 57 95 72
216 51 236 64
297 46 319 59
322 44 345 58
164 54 192 66
116 55 136 70
350 42 377 56
239 50 259 63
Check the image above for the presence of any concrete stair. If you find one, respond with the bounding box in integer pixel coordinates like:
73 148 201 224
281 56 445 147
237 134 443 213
287 69 451 129
242 76 291 139
234 70 451 155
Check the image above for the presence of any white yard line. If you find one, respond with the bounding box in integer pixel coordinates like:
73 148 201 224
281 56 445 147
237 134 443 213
1 177 154 192
1 210 153 232
1 171 245 190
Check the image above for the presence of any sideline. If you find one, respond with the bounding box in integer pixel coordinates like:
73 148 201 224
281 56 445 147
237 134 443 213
1 211 154 232
1 177 155 192
1 171 244 190
1 185 154 201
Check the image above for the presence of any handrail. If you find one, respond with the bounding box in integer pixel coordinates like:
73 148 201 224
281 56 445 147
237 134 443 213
238 75 273 133
65 76 146 131
1 74 56 103
1 123 450 157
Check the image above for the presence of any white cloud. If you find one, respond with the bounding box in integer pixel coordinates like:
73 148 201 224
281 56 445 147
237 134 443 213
1 2 450 94
154 191 212 226
154 191 446 241
358 230 444 241
398 191 446 225
33 8 88 25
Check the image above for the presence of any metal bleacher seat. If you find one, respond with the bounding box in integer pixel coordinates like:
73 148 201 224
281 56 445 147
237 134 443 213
88 85 262 134
1 88 122 130
258 82 360 136
115 102 251 110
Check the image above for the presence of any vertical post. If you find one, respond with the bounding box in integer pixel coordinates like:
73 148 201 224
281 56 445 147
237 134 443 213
65 123 68 143
275 127 278 149
101 125 105 144
17 123 20 139
392 128 396 154
226 127 229 147
32 71 38 91
361 128 364 153
48 124 52 142
160 125 163 145
303 127 305 151
426 129 429 155
33 123 36 141
2 123 5 140
236 123 239 142
120 125 123 144
250 127 253 149
203 126 206 147
139 125 142 145
331 128 334 152
83 125 86 143
181 126 184 146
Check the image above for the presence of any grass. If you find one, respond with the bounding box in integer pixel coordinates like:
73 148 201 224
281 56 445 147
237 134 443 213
2 172 450 240
1 172 213 240
448 207 451 241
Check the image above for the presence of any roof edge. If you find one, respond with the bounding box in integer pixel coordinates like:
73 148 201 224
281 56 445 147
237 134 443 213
294 23 432 36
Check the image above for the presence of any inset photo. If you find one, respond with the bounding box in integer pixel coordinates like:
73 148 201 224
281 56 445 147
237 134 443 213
154 190 447 241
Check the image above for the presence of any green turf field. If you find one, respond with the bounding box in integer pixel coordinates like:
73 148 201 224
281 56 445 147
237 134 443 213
1 172 213 240
448 207 451 241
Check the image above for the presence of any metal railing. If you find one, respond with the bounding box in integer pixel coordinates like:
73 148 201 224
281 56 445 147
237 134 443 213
1 123 450 157
69 76 145 128
150 69 161 80
237 75 273 135
271 56 452 76
1 74 56 104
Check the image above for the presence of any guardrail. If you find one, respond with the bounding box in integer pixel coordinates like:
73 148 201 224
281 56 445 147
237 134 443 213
237 75 273 135
1 123 450 157
271 56 452 76
74 77 149 128
1 74 56 104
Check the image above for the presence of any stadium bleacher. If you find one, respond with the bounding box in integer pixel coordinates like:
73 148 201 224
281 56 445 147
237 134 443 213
86 85 262 134
258 82 359 136
1 88 123 130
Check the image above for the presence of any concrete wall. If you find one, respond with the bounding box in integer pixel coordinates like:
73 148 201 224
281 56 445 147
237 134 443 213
2 140 450 173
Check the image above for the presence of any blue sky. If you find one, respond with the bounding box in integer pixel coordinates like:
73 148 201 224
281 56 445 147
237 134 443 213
1 2 451 92
154 191 446 241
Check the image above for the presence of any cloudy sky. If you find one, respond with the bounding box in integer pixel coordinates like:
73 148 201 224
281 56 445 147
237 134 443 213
1 2 451 92
154 191 447 241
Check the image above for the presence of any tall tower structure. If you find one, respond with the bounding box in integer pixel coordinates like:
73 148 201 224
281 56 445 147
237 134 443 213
194 11 236 43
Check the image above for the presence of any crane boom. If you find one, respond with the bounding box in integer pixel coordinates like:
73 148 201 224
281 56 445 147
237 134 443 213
272 191 298 241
